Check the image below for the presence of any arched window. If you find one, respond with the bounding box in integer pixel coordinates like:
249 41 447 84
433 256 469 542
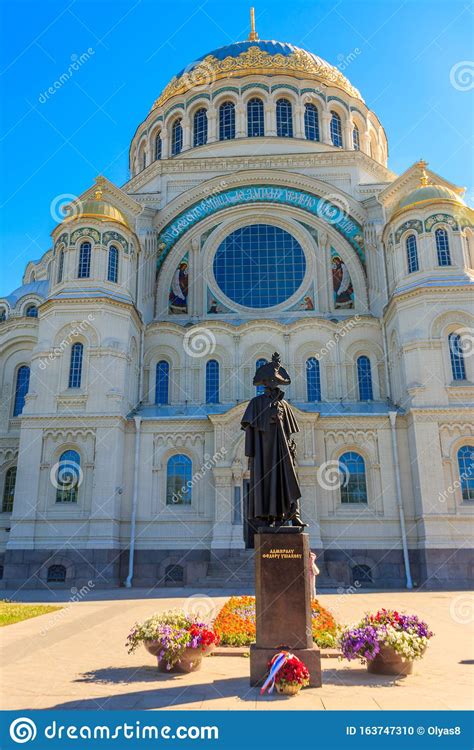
406 234 419 273
155 133 162 160
155 360 169 404
352 125 360 150
306 357 321 401
193 108 208 146
78 241 91 278
330 111 343 147
357 356 373 400
142 150 147 170
107 245 119 283
457 445 474 501
340 451 368 503
47 564 67 582
352 564 372 584
247 97 265 137
206 359 219 404
255 358 267 395
166 454 192 505
165 564 184 584
449 333 466 380
57 248 65 283
2 466 16 513
304 103 319 141
435 228 451 266
55 449 81 503
68 343 83 389
25 305 38 317
219 101 235 140
13 365 30 416
171 118 183 155
276 98 293 137
0 309 6 322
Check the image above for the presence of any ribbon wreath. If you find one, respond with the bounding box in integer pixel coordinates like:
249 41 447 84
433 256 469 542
260 650 295 695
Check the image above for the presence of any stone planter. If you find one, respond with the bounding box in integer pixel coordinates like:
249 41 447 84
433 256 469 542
201 643 217 657
144 640 162 657
276 682 302 696
367 646 414 676
157 647 203 674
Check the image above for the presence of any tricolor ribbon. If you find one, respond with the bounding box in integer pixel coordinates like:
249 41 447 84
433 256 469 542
260 650 295 695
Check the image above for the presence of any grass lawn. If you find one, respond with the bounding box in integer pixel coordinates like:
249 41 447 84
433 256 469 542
0 601 63 627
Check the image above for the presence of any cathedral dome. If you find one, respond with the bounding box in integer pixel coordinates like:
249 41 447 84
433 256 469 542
150 38 363 111
63 189 130 228
397 184 465 211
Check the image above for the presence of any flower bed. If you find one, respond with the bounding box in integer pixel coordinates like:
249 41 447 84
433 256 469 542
339 608 433 664
213 596 337 648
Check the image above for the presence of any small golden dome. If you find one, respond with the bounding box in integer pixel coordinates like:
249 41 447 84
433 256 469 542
395 162 465 215
63 190 130 228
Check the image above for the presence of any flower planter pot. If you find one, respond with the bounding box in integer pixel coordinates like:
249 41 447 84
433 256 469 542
157 647 203 674
144 640 162 657
367 646 414 676
201 643 217 657
276 683 302 696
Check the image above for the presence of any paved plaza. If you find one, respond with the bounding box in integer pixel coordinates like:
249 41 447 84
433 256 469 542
0 589 472 711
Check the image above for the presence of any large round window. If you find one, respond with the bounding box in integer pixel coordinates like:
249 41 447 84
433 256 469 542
213 224 306 308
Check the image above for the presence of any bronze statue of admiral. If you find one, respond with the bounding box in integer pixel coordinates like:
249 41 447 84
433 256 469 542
241 352 306 528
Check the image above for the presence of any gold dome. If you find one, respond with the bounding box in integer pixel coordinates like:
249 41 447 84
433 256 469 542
150 39 363 112
394 162 465 217
63 189 130 228
397 184 465 211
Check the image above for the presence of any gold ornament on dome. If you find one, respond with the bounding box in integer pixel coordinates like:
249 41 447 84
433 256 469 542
150 45 364 112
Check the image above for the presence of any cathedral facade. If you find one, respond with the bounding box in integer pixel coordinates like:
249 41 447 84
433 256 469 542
1 29 473 590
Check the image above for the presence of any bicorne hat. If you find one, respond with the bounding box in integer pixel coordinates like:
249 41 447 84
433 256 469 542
253 352 291 387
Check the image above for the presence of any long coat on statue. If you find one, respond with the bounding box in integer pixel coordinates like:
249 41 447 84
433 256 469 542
241 387 301 522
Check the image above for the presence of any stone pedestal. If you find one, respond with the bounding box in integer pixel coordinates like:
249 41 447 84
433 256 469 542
249 530 322 688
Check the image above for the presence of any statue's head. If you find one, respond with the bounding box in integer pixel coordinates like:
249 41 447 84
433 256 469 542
253 352 291 388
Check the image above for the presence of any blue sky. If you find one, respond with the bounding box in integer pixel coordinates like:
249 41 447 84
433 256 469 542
0 0 472 296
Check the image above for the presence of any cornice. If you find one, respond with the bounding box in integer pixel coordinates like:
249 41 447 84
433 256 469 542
124 148 395 195
40 295 143 326
145 314 378 337
384 283 474 317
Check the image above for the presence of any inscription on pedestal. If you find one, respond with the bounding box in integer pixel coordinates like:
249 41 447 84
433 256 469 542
255 532 312 650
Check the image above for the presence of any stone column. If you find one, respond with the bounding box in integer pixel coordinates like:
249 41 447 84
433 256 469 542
207 108 217 142
321 110 332 144
235 105 246 138
266 105 277 136
210 468 242 549
294 104 305 138
344 116 354 150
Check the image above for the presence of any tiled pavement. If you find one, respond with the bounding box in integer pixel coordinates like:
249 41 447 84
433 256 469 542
1 589 472 711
